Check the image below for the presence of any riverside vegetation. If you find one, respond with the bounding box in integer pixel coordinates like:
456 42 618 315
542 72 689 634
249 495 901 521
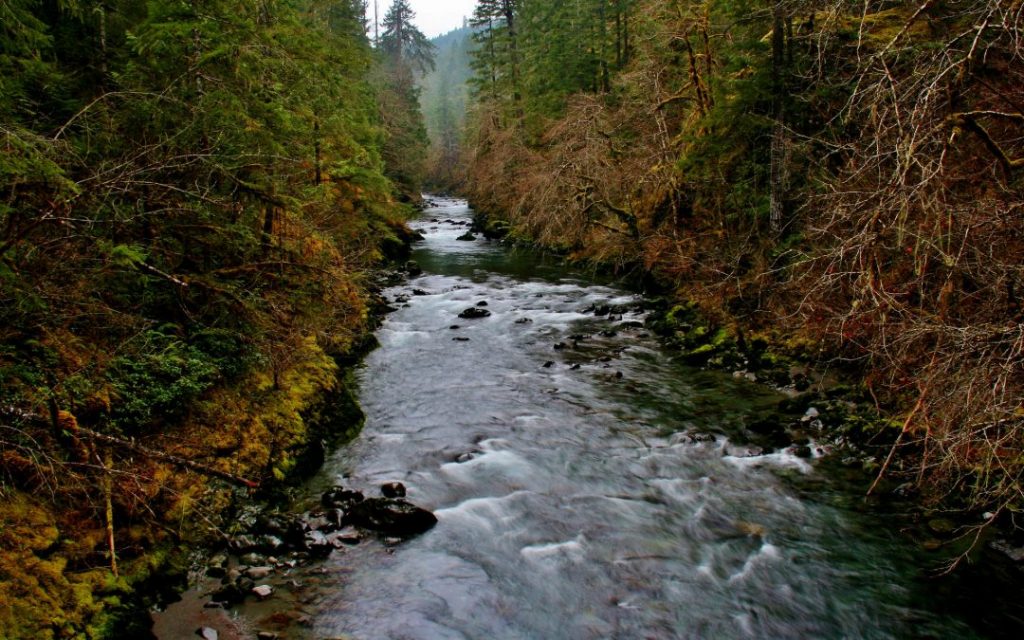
3 0 1024 637
0 0 436 637
431 0 1024 551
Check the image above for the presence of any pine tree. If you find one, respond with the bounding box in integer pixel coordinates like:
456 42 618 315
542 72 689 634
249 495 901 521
376 0 434 199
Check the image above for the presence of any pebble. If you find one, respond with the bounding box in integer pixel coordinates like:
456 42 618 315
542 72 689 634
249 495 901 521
245 566 274 580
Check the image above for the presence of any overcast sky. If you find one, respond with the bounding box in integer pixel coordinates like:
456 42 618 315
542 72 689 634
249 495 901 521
368 0 476 38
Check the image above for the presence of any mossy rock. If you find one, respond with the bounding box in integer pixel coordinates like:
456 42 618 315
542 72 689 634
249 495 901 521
680 324 711 349
482 219 512 240
682 342 718 365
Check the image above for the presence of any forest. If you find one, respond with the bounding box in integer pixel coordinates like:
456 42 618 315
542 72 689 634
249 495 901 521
0 0 433 636
2 0 1024 638
451 0 1024 520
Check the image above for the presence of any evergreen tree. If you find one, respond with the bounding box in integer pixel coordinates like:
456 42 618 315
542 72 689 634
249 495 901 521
376 0 434 199
380 0 434 73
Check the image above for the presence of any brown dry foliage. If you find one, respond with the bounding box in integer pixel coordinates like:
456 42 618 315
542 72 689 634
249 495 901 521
462 0 1024 511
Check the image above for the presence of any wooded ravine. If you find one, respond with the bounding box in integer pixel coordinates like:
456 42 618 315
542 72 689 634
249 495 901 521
2 1 1024 638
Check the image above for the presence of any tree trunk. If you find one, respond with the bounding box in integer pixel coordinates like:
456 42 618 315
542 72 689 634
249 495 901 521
769 4 788 235
314 118 322 185
102 449 118 577
503 1 522 114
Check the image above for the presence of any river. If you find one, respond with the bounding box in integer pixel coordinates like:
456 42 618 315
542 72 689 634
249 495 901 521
281 196 994 640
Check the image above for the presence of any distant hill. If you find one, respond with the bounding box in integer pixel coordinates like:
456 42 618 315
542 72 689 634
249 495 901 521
419 24 473 184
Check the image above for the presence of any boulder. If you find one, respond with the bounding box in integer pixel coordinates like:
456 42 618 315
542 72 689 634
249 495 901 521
334 526 363 546
228 535 257 552
322 487 365 510
207 554 228 578
255 535 284 554
305 530 335 558
211 583 246 606
458 307 491 319
381 482 407 498
252 585 274 600
346 498 438 538
239 552 264 566
245 566 274 580
456 231 476 241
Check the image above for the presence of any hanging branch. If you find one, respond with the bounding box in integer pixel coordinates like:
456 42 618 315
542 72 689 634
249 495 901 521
951 111 1024 174
78 427 260 489
1 408 258 489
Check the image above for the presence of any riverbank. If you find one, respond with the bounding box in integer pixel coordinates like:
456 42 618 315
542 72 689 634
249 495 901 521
0 210 425 639
140 196 1024 639
258 197 1015 638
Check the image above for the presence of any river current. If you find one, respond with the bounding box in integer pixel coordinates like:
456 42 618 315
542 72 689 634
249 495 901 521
303 197 984 639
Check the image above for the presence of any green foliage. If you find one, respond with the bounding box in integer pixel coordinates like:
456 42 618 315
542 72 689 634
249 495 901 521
420 25 473 186
107 331 220 433
377 0 435 198
0 0 414 635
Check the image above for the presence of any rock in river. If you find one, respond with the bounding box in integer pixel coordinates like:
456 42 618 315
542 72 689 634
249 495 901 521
322 487 365 510
381 481 407 498
458 307 491 319
345 498 438 538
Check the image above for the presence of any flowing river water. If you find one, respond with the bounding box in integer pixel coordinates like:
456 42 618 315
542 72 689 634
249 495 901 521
279 196 999 640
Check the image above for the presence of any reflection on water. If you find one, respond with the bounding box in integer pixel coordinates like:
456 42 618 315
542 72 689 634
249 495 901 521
306 197 980 639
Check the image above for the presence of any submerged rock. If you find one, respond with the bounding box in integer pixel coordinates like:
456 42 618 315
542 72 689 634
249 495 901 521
792 445 813 459
725 443 764 458
345 498 438 538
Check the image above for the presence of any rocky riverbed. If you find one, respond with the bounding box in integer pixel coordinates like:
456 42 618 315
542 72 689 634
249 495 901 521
150 196 1024 640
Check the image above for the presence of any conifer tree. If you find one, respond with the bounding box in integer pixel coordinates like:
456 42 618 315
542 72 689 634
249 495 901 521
376 0 434 199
